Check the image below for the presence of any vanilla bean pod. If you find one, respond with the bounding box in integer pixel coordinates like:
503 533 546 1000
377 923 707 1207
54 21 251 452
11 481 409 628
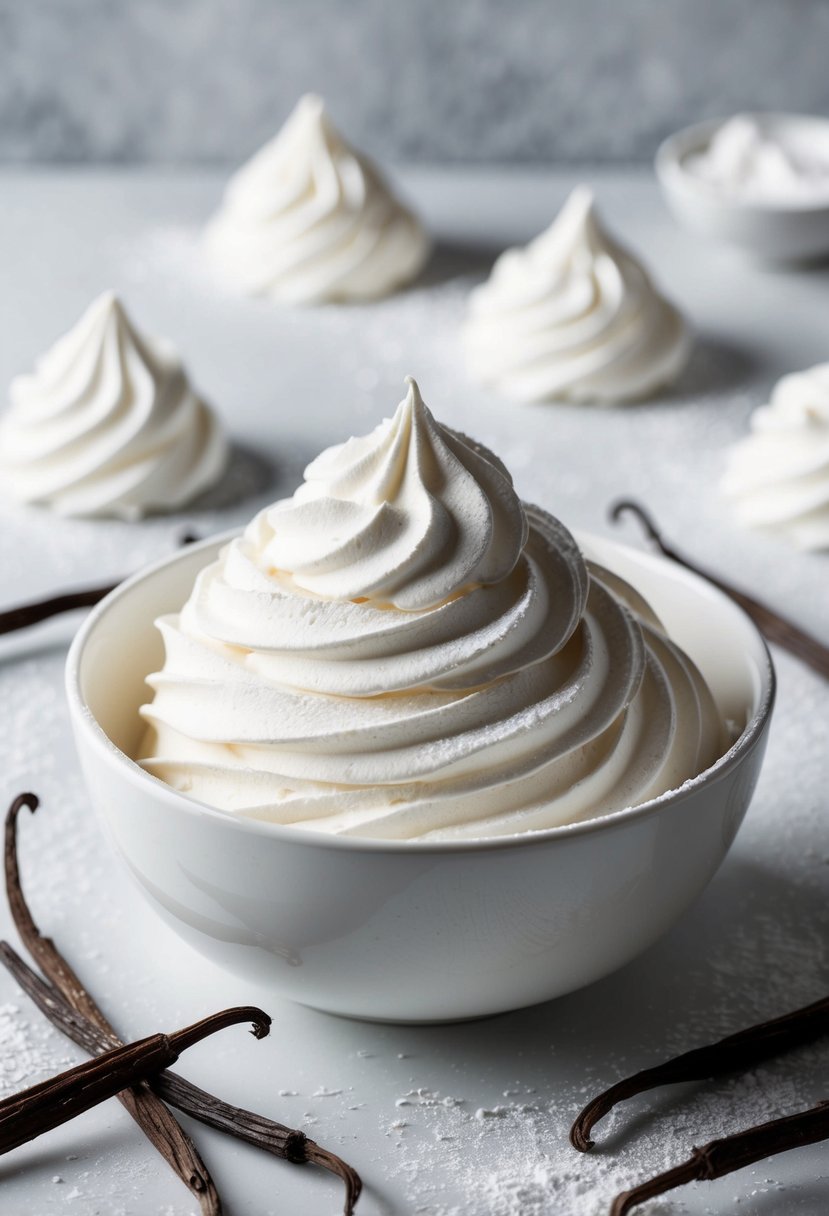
571 994 829 1151
0 943 362 1215
0 1006 269 1157
5 793 223 1212
4 795 362 1215
5 797 222 1206
609 1100 829 1215
0 584 118 635
0 531 199 637
610 499 829 680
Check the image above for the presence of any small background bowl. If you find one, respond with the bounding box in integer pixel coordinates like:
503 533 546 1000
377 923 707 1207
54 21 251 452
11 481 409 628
656 113 829 264
66 531 774 1023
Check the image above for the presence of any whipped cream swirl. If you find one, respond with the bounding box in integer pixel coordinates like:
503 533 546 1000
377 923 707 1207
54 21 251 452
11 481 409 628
0 292 228 520
463 186 691 404
140 378 724 841
262 378 528 609
205 94 430 304
722 363 829 550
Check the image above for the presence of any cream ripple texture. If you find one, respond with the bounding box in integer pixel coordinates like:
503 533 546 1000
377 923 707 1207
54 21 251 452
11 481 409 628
139 378 725 841
722 363 829 550
463 186 691 404
0 292 227 520
205 94 430 304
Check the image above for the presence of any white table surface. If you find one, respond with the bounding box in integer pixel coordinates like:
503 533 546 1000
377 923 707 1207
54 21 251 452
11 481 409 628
0 167 826 1216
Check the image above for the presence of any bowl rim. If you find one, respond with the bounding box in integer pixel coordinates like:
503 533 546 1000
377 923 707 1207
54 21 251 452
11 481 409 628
65 528 776 856
656 111 829 216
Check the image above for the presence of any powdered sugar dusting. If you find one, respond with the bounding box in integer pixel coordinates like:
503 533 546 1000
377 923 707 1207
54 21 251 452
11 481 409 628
0 1001 75 1094
373 1057 822 1215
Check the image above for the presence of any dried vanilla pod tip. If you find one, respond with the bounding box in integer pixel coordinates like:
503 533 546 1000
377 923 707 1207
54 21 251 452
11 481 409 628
0 1007 270 1157
571 990 829 1152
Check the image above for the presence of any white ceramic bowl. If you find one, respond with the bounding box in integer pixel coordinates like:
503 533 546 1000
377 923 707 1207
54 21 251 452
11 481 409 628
656 113 829 263
66 531 774 1022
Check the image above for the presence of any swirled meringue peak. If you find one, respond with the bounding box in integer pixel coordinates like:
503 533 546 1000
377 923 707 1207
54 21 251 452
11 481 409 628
0 292 228 520
463 186 691 404
722 364 829 550
139 377 725 841
205 94 430 304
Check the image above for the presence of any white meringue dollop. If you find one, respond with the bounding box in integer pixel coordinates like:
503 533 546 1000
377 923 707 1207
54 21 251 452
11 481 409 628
0 292 228 520
722 363 829 550
205 94 430 304
463 186 691 404
139 378 725 841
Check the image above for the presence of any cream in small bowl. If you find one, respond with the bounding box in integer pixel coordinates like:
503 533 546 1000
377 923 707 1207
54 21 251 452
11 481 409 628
657 113 829 263
67 382 774 1020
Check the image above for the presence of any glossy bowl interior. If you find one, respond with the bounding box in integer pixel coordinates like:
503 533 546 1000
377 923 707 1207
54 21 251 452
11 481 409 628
66 530 774 1022
656 113 829 263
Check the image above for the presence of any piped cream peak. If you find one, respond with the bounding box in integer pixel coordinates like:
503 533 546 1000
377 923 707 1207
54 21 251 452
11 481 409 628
464 185 690 404
295 92 326 120
90 288 120 316
248 377 528 609
536 184 597 250
402 373 424 411
357 376 432 506
0 292 227 518
61 289 127 345
205 96 430 304
722 363 829 550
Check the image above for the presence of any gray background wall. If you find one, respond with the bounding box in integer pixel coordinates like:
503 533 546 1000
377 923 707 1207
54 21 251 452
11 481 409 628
2 0 828 166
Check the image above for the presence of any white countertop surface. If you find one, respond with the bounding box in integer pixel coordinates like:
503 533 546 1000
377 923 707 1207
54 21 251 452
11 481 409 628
0 167 826 1216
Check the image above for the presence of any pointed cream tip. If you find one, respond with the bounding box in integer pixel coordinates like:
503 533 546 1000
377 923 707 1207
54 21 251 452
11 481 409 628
399 377 431 422
404 375 425 404
298 93 326 118
87 290 126 325
567 184 595 214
